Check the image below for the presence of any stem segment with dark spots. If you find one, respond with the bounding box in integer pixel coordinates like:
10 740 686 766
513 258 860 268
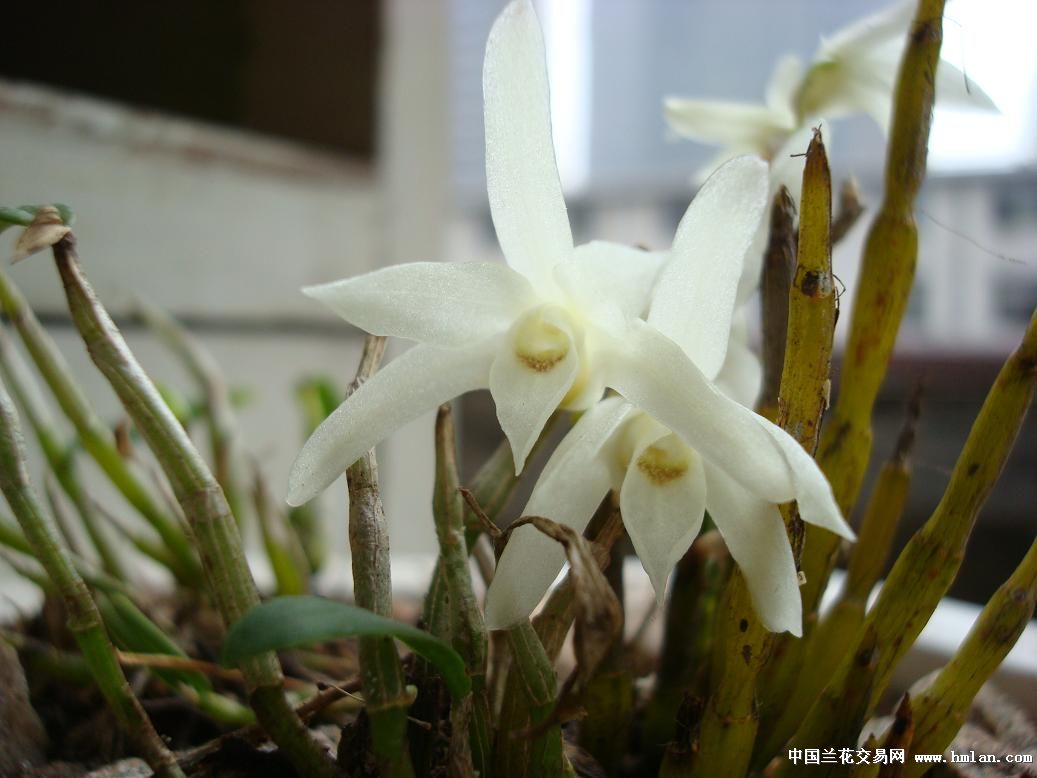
51 235 335 778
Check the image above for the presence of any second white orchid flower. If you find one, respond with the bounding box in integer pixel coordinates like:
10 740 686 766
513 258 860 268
664 0 996 179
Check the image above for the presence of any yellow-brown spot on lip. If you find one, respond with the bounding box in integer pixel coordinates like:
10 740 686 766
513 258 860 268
517 351 566 372
636 445 688 485
513 310 570 374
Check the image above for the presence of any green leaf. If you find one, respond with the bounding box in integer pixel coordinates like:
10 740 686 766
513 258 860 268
99 593 212 694
0 207 35 234
222 596 471 698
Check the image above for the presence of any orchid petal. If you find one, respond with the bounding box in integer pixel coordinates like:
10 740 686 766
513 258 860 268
935 60 998 112
603 320 795 504
714 324 763 408
484 0 572 286
621 433 707 601
846 80 896 133
648 156 769 379
754 417 855 541
705 462 802 636
693 148 741 186
766 54 805 120
556 241 665 329
799 32 900 125
303 262 534 348
735 222 769 307
490 307 580 473
287 341 495 506
664 97 794 152
484 397 632 629
818 0 914 61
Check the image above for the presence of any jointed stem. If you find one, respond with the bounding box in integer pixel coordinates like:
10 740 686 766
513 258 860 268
51 236 335 778
346 336 415 778
0 380 184 778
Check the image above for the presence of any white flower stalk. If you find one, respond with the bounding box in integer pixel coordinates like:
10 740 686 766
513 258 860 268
485 168 856 637
665 0 996 178
288 0 669 507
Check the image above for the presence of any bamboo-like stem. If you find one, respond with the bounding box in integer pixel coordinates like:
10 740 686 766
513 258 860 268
841 387 919 603
138 300 248 526
344 335 415 778
774 128 836 461
422 415 560 718
772 630 881 778
899 532 1037 777
432 404 490 776
50 236 335 777
759 392 918 760
758 186 798 421
855 312 1036 703
493 623 564 778
691 128 835 778
0 271 199 583
0 379 185 778
422 427 538 635
789 308 1037 749
433 406 488 676
0 326 125 577
487 498 622 772
687 570 771 778
425 414 561 618
423 433 522 638
576 530 633 774
801 0 947 625
643 530 730 762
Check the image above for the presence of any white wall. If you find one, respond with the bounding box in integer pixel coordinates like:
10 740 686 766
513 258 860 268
0 0 454 602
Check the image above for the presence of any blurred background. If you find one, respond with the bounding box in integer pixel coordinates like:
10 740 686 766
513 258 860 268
0 0 1034 621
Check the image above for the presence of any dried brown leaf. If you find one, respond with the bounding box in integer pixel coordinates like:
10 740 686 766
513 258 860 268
503 515 623 726
12 206 71 263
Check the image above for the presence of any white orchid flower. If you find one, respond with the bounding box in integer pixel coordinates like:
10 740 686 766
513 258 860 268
665 0 996 178
484 167 856 637
287 0 671 507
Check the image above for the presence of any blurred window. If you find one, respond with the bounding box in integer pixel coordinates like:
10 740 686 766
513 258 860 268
0 1 378 158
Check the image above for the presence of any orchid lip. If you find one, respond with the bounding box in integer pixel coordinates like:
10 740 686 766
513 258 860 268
511 305 575 374
636 445 690 485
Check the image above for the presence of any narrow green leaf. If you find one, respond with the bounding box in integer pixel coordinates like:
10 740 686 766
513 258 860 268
99 593 212 694
222 596 471 698
0 207 36 233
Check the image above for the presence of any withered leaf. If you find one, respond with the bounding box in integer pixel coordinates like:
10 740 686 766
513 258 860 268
12 206 71 264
